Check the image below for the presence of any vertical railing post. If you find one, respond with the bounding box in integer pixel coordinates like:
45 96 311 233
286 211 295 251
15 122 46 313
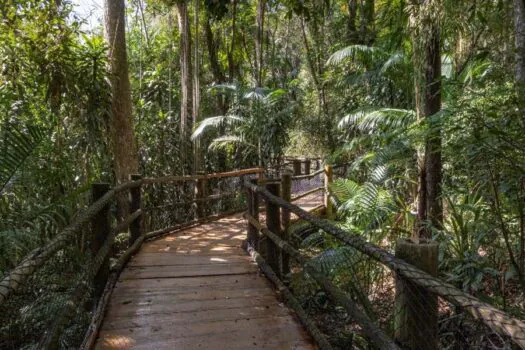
91 183 110 300
293 159 302 176
246 178 260 249
324 164 334 219
280 172 292 277
129 174 142 245
195 176 207 219
265 182 282 278
304 159 311 175
395 238 439 350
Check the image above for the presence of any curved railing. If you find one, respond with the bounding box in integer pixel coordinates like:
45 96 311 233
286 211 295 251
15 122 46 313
243 179 525 349
0 167 264 349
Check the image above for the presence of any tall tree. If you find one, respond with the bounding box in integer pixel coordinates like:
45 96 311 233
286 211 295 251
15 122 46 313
255 0 266 86
176 0 193 170
228 0 238 81
360 0 375 44
412 0 442 237
515 0 525 86
515 0 525 127
347 0 358 43
193 0 201 172
103 0 139 184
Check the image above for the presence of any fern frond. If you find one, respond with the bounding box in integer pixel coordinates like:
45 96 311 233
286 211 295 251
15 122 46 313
0 122 48 193
326 45 386 66
338 108 415 132
208 135 255 151
191 115 243 140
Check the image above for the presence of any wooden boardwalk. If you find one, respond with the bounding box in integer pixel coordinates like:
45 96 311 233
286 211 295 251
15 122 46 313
95 194 322 349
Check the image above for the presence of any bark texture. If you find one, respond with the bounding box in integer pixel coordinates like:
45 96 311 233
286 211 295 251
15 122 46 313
176 1 193 142
423 25 442 233
103 0 139 184
255 0 266 86
515 0 525 85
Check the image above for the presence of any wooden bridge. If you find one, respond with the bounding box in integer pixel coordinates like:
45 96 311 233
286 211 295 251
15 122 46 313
2 162 525 350
95 195 321 349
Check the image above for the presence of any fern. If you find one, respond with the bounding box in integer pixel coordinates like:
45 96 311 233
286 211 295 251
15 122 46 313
338 108 415 132
191 115 243 140
0 122 48 193
326 45 387 66
330 180 395 230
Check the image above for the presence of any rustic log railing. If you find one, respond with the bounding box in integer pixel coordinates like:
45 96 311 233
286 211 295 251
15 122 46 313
243 178 525 349
0 167 264 349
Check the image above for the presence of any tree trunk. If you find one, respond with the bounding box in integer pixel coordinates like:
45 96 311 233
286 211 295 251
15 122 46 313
347 0 358 43
412 1 442 237
103 0 139 185
255 0 266 86
176 0 193 172
204 12 228 170
515 0 525 127
193 0 201 173
300 17 335 152
205 14 225 83
361 0 375 44
228 0 237 82
515 0 525 85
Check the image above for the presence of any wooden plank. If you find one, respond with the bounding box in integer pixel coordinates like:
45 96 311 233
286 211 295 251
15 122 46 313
97 316 311 349
128 253 251 267
104 294 280 318
112 274 272 295
101 303 293 330
110 286 274 303
120 264 257 280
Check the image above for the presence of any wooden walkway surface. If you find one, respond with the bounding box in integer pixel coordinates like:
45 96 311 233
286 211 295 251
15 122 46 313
95 194 322 349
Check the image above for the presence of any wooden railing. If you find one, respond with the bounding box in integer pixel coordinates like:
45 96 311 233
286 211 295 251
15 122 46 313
0 167 264 349
243 179 525 350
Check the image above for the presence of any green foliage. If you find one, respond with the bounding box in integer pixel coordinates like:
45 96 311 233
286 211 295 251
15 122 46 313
191 84 294 167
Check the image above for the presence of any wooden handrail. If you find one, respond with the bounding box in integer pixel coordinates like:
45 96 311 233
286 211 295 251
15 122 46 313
244 213 399 350
142 167 264 185
290 186 324 202
144 191 240 211
291 168 324 181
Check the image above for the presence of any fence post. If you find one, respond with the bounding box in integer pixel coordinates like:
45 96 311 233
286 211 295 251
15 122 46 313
265 182 282 278
324 164 334 219
195 176 207 219
304 159 311 175
280 172 292 277
395 238 439 350
246 179 260 249
129 174 142 245
293 159 302 176
91 183 110 300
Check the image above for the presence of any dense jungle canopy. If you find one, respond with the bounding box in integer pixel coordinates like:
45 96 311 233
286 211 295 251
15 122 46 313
1 0 525 348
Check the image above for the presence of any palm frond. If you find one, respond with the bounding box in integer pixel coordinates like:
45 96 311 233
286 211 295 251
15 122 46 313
208 135 255 151
379 52 408 74
191 115 243 140
326 45 387 66
208 83 240 96
243 87 271 101
0 122 48 193
338 108 415 132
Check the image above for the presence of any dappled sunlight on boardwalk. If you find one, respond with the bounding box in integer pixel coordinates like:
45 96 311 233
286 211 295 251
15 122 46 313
94 195 322 349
